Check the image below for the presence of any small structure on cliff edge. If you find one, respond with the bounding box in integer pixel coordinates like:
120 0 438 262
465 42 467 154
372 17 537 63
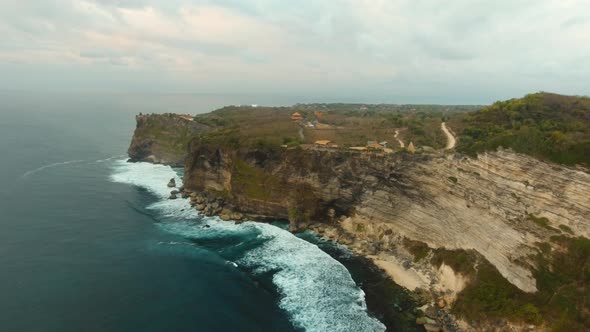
178 114 194 121
407 142 416 154
291 112 303 121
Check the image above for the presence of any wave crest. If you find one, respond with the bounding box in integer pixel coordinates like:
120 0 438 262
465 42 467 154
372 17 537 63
110 159 385 332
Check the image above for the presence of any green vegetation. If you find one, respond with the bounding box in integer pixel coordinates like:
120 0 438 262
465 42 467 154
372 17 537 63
193 103 477 151
232 159 279 201
431 249 477 276
527 213 552 229
434 237 590 330
454 92 590 166
559 224 574 235
402 238 430 262
134 113 201 162
447 176 458 184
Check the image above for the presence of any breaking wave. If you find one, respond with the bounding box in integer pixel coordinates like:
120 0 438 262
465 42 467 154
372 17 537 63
110 159 385 332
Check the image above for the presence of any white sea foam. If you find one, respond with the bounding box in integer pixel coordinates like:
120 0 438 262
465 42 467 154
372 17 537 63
95 155 125 163
110 159 385 332
22 159 86 178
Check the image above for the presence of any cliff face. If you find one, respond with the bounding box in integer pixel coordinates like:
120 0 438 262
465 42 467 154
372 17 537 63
128 114 210 166
183 141 590 294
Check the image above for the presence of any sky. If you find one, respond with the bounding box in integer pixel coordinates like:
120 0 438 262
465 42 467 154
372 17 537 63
1 0 589 104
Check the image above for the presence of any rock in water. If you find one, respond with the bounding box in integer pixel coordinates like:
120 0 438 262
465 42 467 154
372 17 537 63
167 178 176 188
168 193 178 200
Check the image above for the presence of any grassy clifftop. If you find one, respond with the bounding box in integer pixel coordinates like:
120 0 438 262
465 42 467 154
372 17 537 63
128 113 210 165
193 103 479 150
453 92 590 166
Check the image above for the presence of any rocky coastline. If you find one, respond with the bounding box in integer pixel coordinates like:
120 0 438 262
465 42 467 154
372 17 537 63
129 112 590 332
163 175 461 332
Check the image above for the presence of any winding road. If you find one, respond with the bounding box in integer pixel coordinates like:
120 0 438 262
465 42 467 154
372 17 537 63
441 122 456 150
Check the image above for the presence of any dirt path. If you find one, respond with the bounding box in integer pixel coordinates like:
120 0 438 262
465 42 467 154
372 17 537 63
441 122 456 150
394 130 405 148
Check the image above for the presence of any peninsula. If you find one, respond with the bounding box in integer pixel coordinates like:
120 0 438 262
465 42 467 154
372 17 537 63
127 92 590 331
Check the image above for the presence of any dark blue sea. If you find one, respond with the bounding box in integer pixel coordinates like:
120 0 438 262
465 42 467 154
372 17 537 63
0 92 386 332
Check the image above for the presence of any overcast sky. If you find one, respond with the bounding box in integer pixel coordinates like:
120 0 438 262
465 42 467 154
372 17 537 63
1 0 589 103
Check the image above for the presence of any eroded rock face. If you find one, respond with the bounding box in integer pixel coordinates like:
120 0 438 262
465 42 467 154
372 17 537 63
183 143 590 293
127 114 210 166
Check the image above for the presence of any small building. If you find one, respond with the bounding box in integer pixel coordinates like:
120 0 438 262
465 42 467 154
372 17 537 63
179 114 194 121
314 140 331 146
379 141 388 148
291 112 303 121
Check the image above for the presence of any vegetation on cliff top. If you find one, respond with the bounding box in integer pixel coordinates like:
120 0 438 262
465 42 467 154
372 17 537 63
193 104 478 150
453 92 590 166
428 236 590 331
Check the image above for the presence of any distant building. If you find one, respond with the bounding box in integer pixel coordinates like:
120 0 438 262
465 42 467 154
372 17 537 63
178 114 194 121
314 140 331 146
379 141 388 148
291 112 303 121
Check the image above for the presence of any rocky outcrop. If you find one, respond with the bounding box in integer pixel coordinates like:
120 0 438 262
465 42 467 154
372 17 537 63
127 113 210 166
183 141 590 294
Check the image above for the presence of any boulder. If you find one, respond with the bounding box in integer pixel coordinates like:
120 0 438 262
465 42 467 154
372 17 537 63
219 209 233 221
196 204 206 211
170 190 179 195
437 298 446 309
181 192 190 198
168 193 178 200
167 178 176 188
230 212 243 220
424 306 438 319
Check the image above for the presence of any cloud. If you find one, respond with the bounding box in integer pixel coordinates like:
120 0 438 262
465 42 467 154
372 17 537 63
0 0 589 103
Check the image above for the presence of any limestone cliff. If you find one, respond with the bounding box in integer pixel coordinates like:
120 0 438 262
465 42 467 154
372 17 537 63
128 113 210 166
183 140 589 295
127 111 590 329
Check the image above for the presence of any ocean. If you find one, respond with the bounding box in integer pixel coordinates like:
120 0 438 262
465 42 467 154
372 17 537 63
0 92 393 332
